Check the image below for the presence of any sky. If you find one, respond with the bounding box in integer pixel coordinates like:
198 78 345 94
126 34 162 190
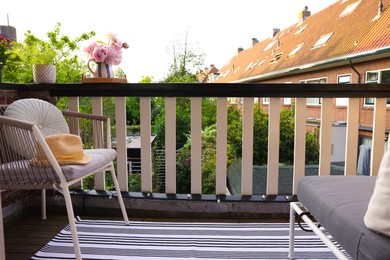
1 0 338 82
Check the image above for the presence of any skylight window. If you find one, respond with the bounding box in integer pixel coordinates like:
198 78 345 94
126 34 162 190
289 43 304 57
250 60 260 69
339 0 361 17
312 33 333 49
258 57 268 66
245 62 254 71
295 25 307 35
263 40 276 52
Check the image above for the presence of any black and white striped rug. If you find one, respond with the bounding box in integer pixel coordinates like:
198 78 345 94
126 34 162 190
32 217 341 259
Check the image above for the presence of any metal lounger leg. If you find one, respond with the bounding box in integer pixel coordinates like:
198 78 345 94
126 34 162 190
288 202 295 259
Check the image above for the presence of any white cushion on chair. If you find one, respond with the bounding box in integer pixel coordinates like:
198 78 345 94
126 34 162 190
4 98 69 157
364 149 390 237
61 149 117 181
4 98 69 136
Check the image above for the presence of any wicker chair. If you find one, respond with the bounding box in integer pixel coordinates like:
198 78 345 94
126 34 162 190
0 98 129 260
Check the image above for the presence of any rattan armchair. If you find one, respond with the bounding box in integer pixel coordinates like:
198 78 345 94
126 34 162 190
0 98 129 260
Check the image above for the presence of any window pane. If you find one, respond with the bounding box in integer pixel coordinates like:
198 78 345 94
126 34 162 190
381 70 390 83
367 72 378 82
364 98 375 105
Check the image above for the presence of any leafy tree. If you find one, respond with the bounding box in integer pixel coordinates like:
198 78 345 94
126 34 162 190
163 31 204 82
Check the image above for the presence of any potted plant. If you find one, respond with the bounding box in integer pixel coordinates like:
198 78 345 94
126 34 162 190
13 32 57 83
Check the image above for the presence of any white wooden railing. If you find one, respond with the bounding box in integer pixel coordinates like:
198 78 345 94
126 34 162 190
2 83 390 197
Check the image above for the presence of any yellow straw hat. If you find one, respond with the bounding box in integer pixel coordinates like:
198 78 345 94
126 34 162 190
32 133 91 166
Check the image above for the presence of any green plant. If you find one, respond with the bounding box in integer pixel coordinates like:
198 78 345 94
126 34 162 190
12 33 57 65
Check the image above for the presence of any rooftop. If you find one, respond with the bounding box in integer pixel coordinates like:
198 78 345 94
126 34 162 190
215 0 390 83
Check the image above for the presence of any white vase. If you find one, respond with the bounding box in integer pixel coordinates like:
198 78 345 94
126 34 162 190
33 64 56 84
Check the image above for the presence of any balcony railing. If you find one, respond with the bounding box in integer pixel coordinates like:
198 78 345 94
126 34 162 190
1 83 390 216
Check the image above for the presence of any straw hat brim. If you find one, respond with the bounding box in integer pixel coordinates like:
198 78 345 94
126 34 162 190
55 153 92 165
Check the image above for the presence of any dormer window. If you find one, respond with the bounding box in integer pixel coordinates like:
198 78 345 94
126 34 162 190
339 0 361 17
270 52 283 64
289 43 304 57
312 33 333 49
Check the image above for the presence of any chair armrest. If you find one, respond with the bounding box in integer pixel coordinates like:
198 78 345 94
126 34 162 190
61 111 112 149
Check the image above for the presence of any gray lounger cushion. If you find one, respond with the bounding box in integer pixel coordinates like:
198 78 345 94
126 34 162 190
298 176 390 260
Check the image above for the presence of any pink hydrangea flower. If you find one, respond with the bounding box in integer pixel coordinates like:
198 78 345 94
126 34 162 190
84 33 128 65
91 45 108 62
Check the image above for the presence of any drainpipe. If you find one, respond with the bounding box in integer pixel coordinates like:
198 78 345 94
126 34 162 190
349 60 361 83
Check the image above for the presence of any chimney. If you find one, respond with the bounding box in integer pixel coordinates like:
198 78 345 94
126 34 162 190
237 47 244 55
251 38 259 47
272 28 280 37
298 6 311 24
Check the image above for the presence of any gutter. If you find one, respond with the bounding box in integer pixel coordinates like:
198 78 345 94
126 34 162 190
232 46 390 83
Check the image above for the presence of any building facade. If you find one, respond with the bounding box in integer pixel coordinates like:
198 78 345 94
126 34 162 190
214 0 390 156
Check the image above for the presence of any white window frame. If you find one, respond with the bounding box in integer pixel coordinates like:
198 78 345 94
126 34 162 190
339 0 361 17
284 82 292 105
263 40 276 52
300 77 327 105
263 97 270 105
312 33 333 49
288 43 304 57
364 69 390 106
294 25 308 35
336 74 351 106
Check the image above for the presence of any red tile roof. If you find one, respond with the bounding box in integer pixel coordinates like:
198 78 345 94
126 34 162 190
215 0 390 83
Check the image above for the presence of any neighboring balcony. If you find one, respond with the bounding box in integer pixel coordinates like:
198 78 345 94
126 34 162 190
1 82 390 220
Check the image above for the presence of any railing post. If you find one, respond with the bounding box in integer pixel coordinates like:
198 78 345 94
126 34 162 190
140 97 153 193
165 97 176 194
293 98 306 195
319 98 333 176
216 97 227 195
371 98 387 176
92 97 105 190
115 97 128 191
242 97 254 196
267 97 280 195
344 98 360 175
191 97 202 194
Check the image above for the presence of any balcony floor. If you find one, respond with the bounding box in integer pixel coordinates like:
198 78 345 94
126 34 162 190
4 209 289 260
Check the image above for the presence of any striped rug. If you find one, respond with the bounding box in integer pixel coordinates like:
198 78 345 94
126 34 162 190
32 217 341 260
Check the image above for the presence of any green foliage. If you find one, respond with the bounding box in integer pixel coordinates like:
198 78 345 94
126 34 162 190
3 22 95 83
176 125 217 194
253 106 269 165
279 108 295 164
227 105 243 162
129 174 141 192
306 129 320 164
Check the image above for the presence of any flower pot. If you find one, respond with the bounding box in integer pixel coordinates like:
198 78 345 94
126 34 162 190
33 64 56 84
